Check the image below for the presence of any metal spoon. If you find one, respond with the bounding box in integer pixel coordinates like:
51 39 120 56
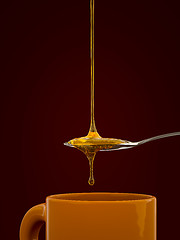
100 132 180 151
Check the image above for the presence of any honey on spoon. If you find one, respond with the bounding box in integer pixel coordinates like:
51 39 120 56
64 0 180 186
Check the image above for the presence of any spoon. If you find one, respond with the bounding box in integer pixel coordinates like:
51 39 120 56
100 132 180 151
64 132 180 151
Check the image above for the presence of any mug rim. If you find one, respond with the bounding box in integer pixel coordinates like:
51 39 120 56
46 192 156 202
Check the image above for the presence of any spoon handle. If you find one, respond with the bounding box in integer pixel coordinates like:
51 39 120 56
137 132 180 146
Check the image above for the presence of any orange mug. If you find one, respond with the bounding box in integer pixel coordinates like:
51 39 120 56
20 192 156 240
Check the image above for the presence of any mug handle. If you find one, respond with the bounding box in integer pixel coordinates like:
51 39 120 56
20 203 46 240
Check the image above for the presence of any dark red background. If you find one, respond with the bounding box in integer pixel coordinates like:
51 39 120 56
1 0 180 239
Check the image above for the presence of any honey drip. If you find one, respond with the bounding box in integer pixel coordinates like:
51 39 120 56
68 131 127 186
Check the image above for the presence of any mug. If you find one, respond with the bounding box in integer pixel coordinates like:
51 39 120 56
20 192 156 240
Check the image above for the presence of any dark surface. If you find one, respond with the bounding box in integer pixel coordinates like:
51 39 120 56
1 0 180 239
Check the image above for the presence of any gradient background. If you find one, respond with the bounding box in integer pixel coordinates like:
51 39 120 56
1 0 180 239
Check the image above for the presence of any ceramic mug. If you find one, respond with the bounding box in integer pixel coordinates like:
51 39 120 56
20 192 156 240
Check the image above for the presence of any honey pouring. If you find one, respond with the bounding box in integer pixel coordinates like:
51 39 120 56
64 0 180 186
